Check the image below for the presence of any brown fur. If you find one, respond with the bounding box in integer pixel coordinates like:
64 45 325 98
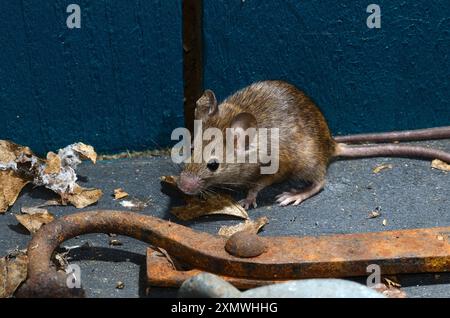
182 80 335 194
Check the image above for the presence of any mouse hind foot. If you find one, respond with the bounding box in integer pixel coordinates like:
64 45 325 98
276 180 325 206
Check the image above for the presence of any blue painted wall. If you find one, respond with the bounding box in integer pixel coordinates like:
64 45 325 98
0 0 183 154
1 1 449 154
203 0 450 135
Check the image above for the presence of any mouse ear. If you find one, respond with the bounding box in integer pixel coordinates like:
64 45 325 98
230 112 258 155
195 89 218 120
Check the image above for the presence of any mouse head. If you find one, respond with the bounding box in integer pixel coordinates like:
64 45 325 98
177 90 261 195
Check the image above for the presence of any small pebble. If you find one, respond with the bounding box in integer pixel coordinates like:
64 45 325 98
116 281 125 289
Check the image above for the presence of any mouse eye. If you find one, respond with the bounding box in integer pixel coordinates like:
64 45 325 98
206 159 219 172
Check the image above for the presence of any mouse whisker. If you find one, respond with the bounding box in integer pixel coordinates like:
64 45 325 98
202 189 217 198
214 185 237 193
220 181 260 187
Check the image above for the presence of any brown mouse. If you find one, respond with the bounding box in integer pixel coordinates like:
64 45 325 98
177 80 450 209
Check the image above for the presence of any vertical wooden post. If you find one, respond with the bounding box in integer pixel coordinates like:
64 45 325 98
183 0 203 133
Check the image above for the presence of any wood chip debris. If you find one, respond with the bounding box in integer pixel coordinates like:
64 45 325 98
54 252 70 270
113 188 129 200
20 206 49 215
367 206 381 219
38 200 63 207
431 159 450 172
368 211 381 219
153 247 177 269
383 276 401 288
0 172 29 214
171 194 249 221
0 141 33 213
0 140 102 212
60 185 103 209
44 152 62 174
15 207 55 234
0 251 28 298
372 163 393 174
372 283 407 298
61 242 91 251
218 217 269 237
162 175 249 221
71 143 97 164
109 239 123 246
118 197 151 211
160 175 177 186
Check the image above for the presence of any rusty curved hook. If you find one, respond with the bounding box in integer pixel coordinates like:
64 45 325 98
16 210 450 297
16 210 223 297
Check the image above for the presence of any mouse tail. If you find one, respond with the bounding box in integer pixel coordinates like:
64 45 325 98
333 126 450 144
334 143 450 163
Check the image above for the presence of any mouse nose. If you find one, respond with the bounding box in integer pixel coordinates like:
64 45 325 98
177 172 202 195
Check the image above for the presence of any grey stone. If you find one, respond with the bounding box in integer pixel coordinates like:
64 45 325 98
178 273 385 298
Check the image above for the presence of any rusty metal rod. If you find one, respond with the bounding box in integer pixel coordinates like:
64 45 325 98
17 210 450 297
146 247 287 290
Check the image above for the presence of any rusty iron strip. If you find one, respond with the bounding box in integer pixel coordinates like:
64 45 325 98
146 247 287 289
145 230 450 289
16 210 450 297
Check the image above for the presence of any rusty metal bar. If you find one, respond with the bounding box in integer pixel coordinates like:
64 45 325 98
146 247 286 290
16 210 450 297
145 230 450 289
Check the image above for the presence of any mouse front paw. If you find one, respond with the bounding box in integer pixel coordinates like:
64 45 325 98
239 197 258 210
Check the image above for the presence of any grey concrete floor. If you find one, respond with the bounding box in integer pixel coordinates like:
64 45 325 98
1 140 449 298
